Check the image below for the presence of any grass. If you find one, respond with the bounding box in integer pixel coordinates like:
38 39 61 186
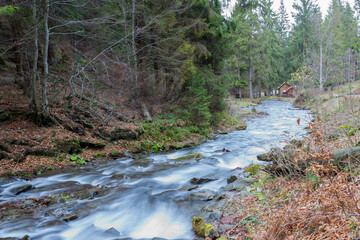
218 81 360 239
225 97 258 108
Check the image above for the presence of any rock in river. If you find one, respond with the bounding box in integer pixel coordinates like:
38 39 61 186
190 177 216 185
13 184 33 195
224 178 257 191
192 217 219 239
227 175 238 184
178 185 199 191
189 190 216 201
171 153 203 162
62 214 78 222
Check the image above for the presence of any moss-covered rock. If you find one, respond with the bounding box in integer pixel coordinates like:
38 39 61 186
26 146 57 157
192 217 219 239
55 139 82 154
224 178 257 191
227 175 238 184
97 127 143 141
132 158 154 167
109 150 123 159
257 147 294 162
189 190 216 201
172 153 203 162
79 140 106 149
92 153 107 159
236 123 247 130
244 164 262 176
109 128 142 141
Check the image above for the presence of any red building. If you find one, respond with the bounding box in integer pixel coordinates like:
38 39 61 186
277 82 295 98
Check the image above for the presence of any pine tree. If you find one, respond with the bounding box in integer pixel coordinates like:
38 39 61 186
289 0 320 73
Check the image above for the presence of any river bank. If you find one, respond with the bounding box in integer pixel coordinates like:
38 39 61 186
207 82 360 239
0 100 309 240
0 92 261 178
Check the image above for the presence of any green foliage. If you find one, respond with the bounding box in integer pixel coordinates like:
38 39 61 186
289 66 314 88
69 154 86 165
305 171 321 190
93 153 106 159
183 69 228 128
0 6 20 16
339 124 356 136
244 164 261 176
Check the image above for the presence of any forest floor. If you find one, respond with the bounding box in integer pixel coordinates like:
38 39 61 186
0 80 264 178
214 82 360 239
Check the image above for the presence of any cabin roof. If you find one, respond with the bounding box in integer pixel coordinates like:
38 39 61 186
277 82 290 90
285 86 293 92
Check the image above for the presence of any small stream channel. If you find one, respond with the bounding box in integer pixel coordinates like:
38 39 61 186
0 100 310 240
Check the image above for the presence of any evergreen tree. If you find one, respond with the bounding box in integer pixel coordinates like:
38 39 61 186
289 0 320 73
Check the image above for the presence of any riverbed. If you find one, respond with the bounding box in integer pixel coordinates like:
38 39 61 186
0 100 310 240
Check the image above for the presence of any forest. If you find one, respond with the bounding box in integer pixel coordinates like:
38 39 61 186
1 0 360 239
0 0 359 126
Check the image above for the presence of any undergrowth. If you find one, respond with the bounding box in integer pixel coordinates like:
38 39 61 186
223 120 360 239
137 114 210 152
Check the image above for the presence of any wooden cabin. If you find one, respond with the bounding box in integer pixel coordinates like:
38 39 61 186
277 82 295 98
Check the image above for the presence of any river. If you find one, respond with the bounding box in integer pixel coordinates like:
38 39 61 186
0 100 310 240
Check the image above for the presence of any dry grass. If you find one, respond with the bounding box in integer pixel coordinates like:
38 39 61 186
219 82 360 239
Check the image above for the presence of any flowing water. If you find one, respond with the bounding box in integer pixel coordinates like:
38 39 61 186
0 101 310 240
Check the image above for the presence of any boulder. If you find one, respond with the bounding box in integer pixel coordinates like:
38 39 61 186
78 189 98 200
55 139 82 154
215 148 231 153
110 174 126 180
257 147 296 163
123 151 134 159
224 178 257 191
79 140 106 149
237 190 254 198
236 123 247 130
104 227 121 237
110 128 140 141
189 190 216 201
179 185 199 191
332 147 360 167
132 158 154 167
13 184 33 195
192 217 219 239
289 139 305 148
172 153 203 162
244 164 262 176
190 177 216 185
109 150 123 159
25 146 57 157
226 175 238 184
62 214 78 222
0 235 30 240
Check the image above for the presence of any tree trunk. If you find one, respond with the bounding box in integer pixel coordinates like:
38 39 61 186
131 0 139 96
30 0 39 115
319 39 323 91
42 0 50 118
249 59 254 99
